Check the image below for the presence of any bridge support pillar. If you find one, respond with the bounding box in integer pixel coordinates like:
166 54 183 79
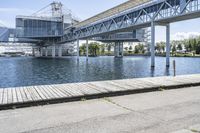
52 45 56 58
151 21 155 67
114 42 123 58
58 45 62 57
166 24 170 67
32 48 35 57
40 47 43 57
86 39 89 61
45 47 48 57
77 39 79 61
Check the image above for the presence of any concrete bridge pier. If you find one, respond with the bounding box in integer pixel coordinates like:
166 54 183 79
52 45 56 58
45 47 48 57
166 24 170 67
39 47 43 57
77 39 79 61
86 39 89 61
58 45 62 57
32 48 35 57
114 41 123 58
151 21 155 67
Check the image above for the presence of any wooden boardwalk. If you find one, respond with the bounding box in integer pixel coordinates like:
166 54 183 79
0 74 200 110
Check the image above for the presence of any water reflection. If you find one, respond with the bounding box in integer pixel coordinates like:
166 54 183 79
164 67 170 76
0 56 200 88
150 67 155 77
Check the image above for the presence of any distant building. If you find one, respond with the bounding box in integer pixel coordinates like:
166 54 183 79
0 42 34 55
0 27 15 42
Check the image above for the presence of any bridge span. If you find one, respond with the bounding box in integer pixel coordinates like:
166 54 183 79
63 0 200 67
6 0 200 67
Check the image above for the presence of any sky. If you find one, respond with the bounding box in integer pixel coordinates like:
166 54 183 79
1 0 200 42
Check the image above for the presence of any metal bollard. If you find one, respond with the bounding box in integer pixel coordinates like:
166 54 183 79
173 60 176 77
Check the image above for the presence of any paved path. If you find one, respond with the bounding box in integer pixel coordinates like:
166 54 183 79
0 86 200 133
1 74 200 110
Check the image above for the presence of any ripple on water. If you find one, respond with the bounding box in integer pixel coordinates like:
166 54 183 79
0 56 200 88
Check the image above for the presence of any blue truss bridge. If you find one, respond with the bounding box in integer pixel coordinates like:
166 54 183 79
1 0 200 67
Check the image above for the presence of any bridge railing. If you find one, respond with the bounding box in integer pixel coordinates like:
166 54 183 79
64 0 200 42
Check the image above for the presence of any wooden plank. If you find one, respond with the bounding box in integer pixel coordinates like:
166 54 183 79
19 87 28 102
70 84 90 95
57 85 73 96
86 83 110 93
171 76 200 84
12 88 18 103
53 85 71 97
0 89 4 104
2 88 8 104
43 85 60 98
0 74 199 107
31 86 43 101
136 78 161 86
176 77 197 83
58 84 76 96
89 82 122 92
129 79 156 88
8 88 13 103
120 79 149 89
47 85 64 98
15 88 23 103
105 81 129 91
64 84 82 96
64 84 84 96
40 85 56 99
26 86 38 101
37 86 51 99
34 86 46 100
110 81 136 90
7 88 13 104
50 85 66 97
76 83 100 94
23 87 33 101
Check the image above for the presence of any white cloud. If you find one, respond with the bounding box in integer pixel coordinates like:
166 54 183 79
172 32 200 40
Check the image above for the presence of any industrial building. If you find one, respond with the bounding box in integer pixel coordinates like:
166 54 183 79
1 0 199 67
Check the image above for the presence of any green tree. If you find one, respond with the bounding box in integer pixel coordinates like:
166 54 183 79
195 39 200 54
100 44 105 55
128 46 133 54
160 42 165 52
192 39 197 52
134 45 139 54
89 42 100 56
172 44 176 55
177 43 183 51
188 39 193 52
183 39 190 52
107 43 112 52
124 47 128 51
156 43 162 53
134 44 145 54
138 43 145 54
79 44 86 55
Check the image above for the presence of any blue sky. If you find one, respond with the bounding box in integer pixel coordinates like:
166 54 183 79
1 0 200 42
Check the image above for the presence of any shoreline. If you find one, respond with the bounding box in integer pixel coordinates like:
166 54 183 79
0 74 200 110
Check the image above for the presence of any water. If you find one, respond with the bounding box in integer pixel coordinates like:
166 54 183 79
0 56 200 88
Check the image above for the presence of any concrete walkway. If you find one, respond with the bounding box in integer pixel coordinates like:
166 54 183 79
0 86 200 133
1 74 200 110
